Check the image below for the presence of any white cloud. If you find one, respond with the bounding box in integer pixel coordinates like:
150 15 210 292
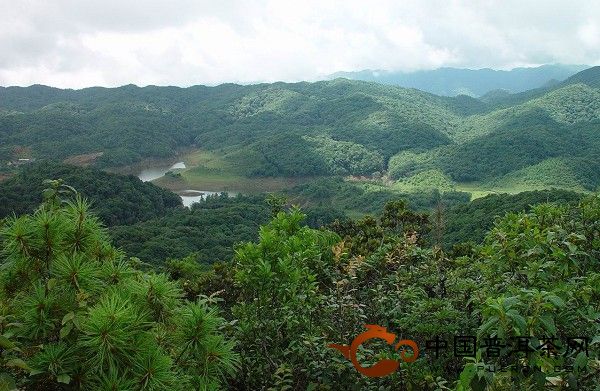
0 0 599 87
578 22 600 47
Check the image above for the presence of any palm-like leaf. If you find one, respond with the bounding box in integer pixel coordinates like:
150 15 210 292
29 342 77 383
130 273 182 322
132 348 177 391
79 292 149 372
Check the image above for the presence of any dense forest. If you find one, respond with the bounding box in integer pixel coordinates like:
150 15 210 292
442 189 585 246
1 65 599 390
0 162 182 225
0 164 591 264
110 194 271 264
0 185 598 390
2 66 599 193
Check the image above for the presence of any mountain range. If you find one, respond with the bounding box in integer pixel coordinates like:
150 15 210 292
1 65 599 196
330 64 589 96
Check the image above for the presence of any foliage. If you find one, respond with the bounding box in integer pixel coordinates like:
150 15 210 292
442 189 584 247
0 190 239 390
287 176 470 217
305 135 384 176
1 66 600 391
110 193 271 264
1 177 599 389
392 169 456 192
224 134 329 177
2 67 599 192
0 162 182 225
231 208 341 389
195 195 600 390
436 119 600 186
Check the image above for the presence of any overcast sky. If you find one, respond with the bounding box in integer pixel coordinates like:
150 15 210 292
1 0 599 88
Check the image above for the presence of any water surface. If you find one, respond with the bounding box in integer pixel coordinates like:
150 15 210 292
137 164 234 207
177 190 229 207
138 162 186 182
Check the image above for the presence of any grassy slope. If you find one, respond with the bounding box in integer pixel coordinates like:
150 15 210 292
154 78 599 198
152 150 317 193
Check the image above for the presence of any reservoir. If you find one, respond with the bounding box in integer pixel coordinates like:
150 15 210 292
138 162 232 207
138 162 186 182
178 190 231 207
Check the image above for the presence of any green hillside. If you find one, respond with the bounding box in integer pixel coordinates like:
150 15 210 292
1 66 599 195
442 189 585 246
563 65 600 88
0 162 182 225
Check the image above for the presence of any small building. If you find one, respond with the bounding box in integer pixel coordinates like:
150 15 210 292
7 158 34 166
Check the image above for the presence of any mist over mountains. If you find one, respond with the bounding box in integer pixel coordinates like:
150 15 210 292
330 64 589 97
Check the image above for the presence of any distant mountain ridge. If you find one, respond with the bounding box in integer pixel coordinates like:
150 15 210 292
330 64 589 97
564 65 600 88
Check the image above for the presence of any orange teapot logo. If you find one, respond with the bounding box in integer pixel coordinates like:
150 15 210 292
328 324 419 377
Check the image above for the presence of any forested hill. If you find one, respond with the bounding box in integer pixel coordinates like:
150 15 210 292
0 162 182 225
330 64 587 96
1 66 599 192
564 65 600 88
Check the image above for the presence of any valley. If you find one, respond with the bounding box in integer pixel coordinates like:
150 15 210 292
3 66 599 205
2 66 599 263
3 2 600 388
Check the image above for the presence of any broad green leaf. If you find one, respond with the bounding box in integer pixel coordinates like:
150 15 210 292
41 188 56 199
478 316 499 335
574 352 588 372
533 370 546 387
5 358 30 371
546 295 565 308
538 314 557 335
471 375 487 391
503 296 520 309
56 374 71 384
61 312 75 325
506 311 527 332
459 363 477 388
0 373 16 391
565 242 577 253
59 323 73 339
0 336 15 349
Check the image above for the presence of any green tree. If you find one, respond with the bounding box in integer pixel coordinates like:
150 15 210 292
231 208 341 389
0 189 238 390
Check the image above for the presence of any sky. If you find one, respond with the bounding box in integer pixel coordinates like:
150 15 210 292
1 0 599 88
